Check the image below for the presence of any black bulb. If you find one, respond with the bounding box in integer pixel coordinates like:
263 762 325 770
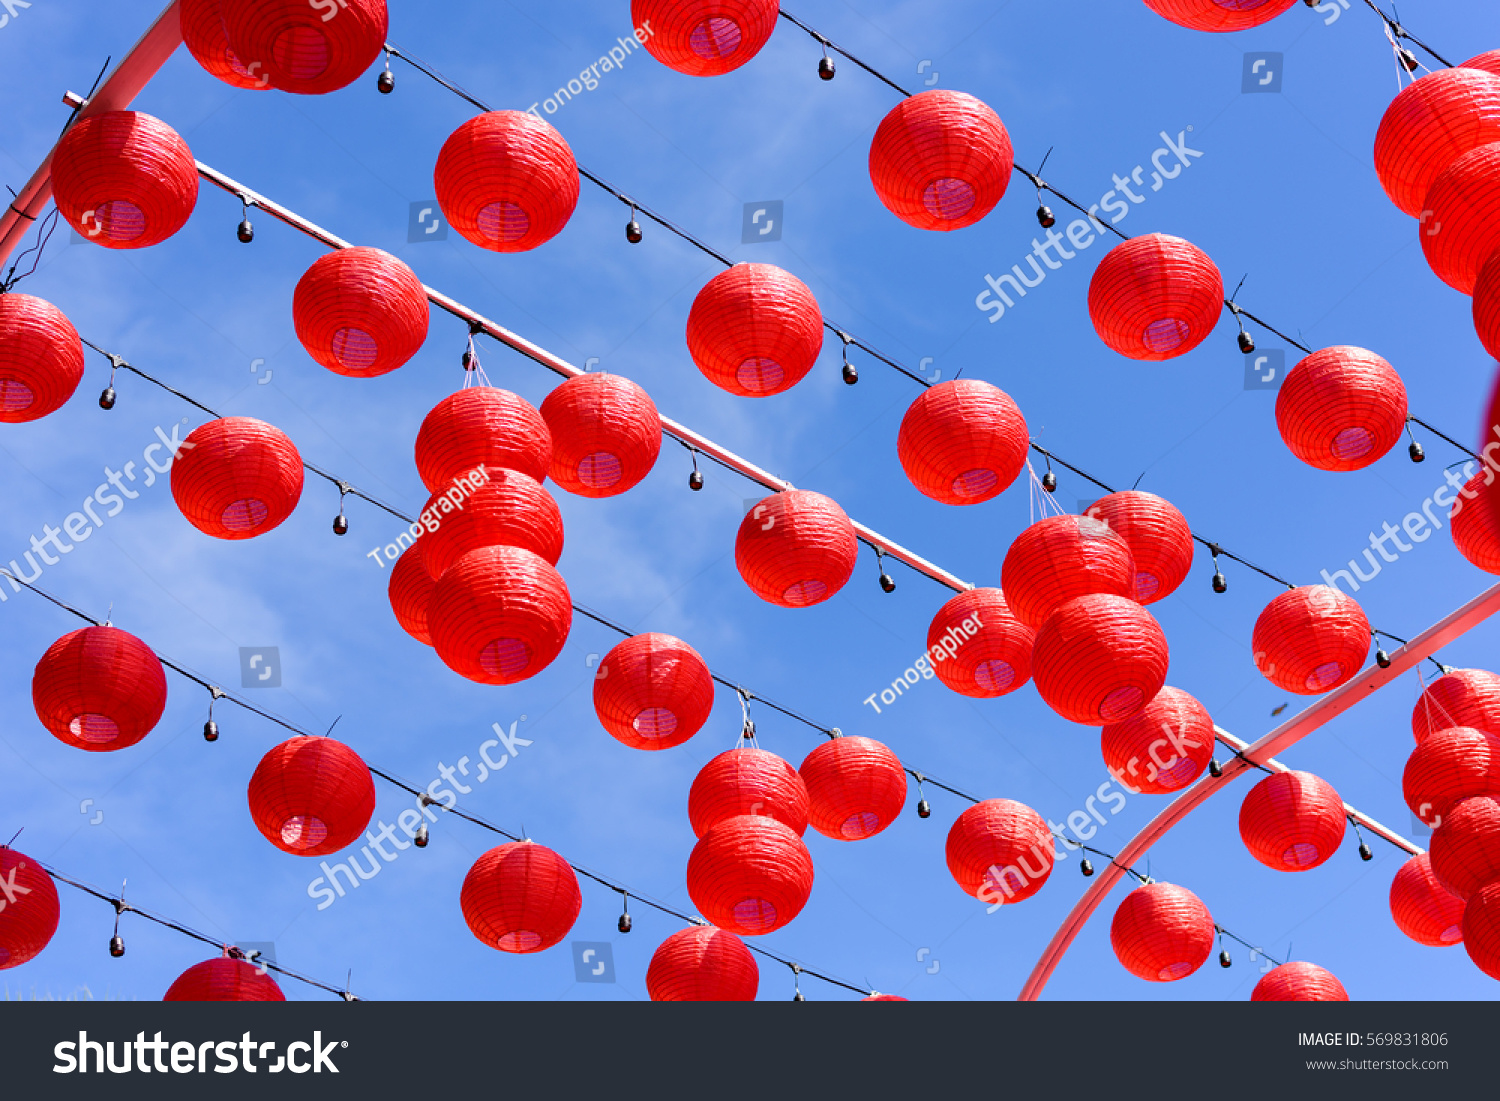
333 514 349 536
99 386 116 410
1036 204 1056 229
1237 330 1255 354
916 798 931 819
1376 648 1391 669
1212 570 1227 594
1399 48 1419 72
377 68 395 94
618 913 632 934
109 935 125 958
1409 440 1425 463
1080 858 1094 877
462 350 474 370
237 219 254 243
1042 470 1057 492
842 363 858 385
794 991 805 1002
1359 842 1373 862
879 573 896 594
414 823 429 848
688 470 704 492
1219 950 1232 969
817 56 836 80
1209 759 1222 778
625 219 643 244
203 719 219 743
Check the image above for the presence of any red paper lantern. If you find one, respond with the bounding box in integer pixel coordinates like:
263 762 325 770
1374 68 1500 217
593 633 715 751
219 0 387 95
1088 233 1223 360
1430 795 1500 900
1032 594 1170 725
646 926 758 1002
179 0 269 90
170 417 304 540
1404 726 1500 828
1275 346 1408 471
540 373 662 497
686 264 823 397
0 293 84 423
925 588 1036 698
1421 140 1500 294
414 387 552 493
1238 770 1346 872
163 957 285 1001
686 816 814 936
1143 0 1297 32
388 543 435 646
1251 961 1348 1002
799 736 907 841
292 247 429 378
1390 853 1465 947
1251 585 1369 694
460 842 581 953
32 626 168 752
1462 880 1500 978
689 748 809 838
896 380 1028 504
863 994 909 1002
945 799 1054 905
1412 668 1500 742
50 111 198 249
1100 686 1214 794
247 736 376 857
1476 253 1500 360
868 90 1014 232
0 847 60 970
1084 491 1194 603
632 0 779 77
418 471 564 579
735 489 857 608
429 546 571 686
1465 52 1500 78
1001 515 1137 629
1452 470 1500 574
1110 882 1215 982
434 111 579 252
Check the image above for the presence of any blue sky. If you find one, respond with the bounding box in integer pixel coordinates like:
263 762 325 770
2 0 1499 1002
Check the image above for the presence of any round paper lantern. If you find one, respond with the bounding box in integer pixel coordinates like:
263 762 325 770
1143 0 1297 32
1084 491 1194 603
735 489 857 608
689 748 809 838
1238 770 1346 872
1001 515 1136 630
1412 668 1500 742
0 847 60 970
540 373 661 497
32 626 168 752
945 799 1054 905
896 380 1028 504
646 926 758 1002
170 417 304 540
863 994 909 1002
292 247 429 378
247 736 376 857
868 90 1014 232
388 543 435 646
593 632 715 751
1452 470 1500 574
686 816 814 936
1251 961 1349 1002
0 292 84 423
418 471 564 579
799 736 907 841
686 264 823 397
429 546 571 686
1088 233 1224 360
1275 346 1407 472
434 111 579 252
1100 686 1215 794
1475 252 1500 360
219 0 387 95
1421 141 1500 294
460 842 581 953
632 0 779 77
1032 594 1170 725
50 111 198 249
1430 796 1500 899
1462 880 1500 978
179 0 268 89
1374 68 1500 217
925 588 1036 698
1251 585 1369 694
1390 853 1465 947
1464 51 1500 78
1110 882 1215 982
163 958 285 1001
1404 726 1500 828
414 387 551 493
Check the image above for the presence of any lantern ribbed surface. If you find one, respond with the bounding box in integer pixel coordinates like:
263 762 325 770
247 736 376 858
1421 141 1500 294
1390 853 1465 947
170 417 304 540
429 546 571 686
1032 594 1169 726
32 626 168 753
1465 51 1500 78
50 111 198 249
1275 346 1408 471
163 958 286 1001
1001 514 1137 629
1412 668 1500 742
540 373 661 497
292 247 429 378
1251 962 1349 1002
0 848 60 970
632 0 779 77
925 588 1036 698
418 471 564 580
414 387 552 493
388 543 435 646
896 379 1028 504
945 799 1053 905
686 264 823 397
593 632 715 751
1143 0 1297 32
735 489 858 608
1430 796 1500 900
868 90 1013 232
460 842 581 953
1462 880 1500 979
686 815 814 936
1251 585 1369 694
1238 770 1346 872
1088 233 1223 360
799 736 907 841
1475 253 1500 361
1374 68 1500 217
0 293 84 423
689 748 809 839
179 0 267 89
646 926 758 1001
434 111 579 252
1403 726 1500 828
1109 882 1215 982
219 0 387 95
1452 471 1500 574
1100 686 1214 794
1085 491 1194 604
863 994 909 1002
